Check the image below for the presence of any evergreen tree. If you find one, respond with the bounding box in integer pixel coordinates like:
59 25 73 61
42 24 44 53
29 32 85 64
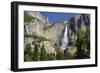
47 53 56 60
24 44 32 61
24 43 32 55
56 50 65 60
64 52 73 59
40 45 47 61
32 44 39 61
24 54 32 61
75 28 90 59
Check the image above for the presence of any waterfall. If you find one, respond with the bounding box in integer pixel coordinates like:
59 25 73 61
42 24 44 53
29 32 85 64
60 24 68 50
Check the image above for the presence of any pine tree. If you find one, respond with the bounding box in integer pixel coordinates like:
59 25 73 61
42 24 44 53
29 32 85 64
40 45 47 61
64 52 73 59
75 28 90 59
24 44 32 61
32 44 39 61
56 50 65 60
47 53 56 60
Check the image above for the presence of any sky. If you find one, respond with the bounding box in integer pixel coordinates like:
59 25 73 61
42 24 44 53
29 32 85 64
40 12 77 24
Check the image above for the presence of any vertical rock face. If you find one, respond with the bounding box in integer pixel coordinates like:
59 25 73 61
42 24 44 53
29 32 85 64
69 14 90 32
26 11 50 24
24 11 51 36
24 11 90 56
24 21 43 36
68 14 90 46
43 21 66 48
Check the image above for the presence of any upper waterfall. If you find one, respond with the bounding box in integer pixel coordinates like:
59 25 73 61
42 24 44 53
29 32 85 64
60 23 68 50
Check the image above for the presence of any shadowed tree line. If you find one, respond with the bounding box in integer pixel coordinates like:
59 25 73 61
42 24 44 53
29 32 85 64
24 43 73 61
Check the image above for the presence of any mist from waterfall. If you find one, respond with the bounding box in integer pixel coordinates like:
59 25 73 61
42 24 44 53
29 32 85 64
60 24 68 50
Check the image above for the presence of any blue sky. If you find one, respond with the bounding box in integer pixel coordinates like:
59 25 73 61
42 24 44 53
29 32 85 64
40 12 78 24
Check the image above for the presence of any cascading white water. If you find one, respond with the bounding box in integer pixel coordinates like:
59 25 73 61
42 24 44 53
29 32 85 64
60 24 68 50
